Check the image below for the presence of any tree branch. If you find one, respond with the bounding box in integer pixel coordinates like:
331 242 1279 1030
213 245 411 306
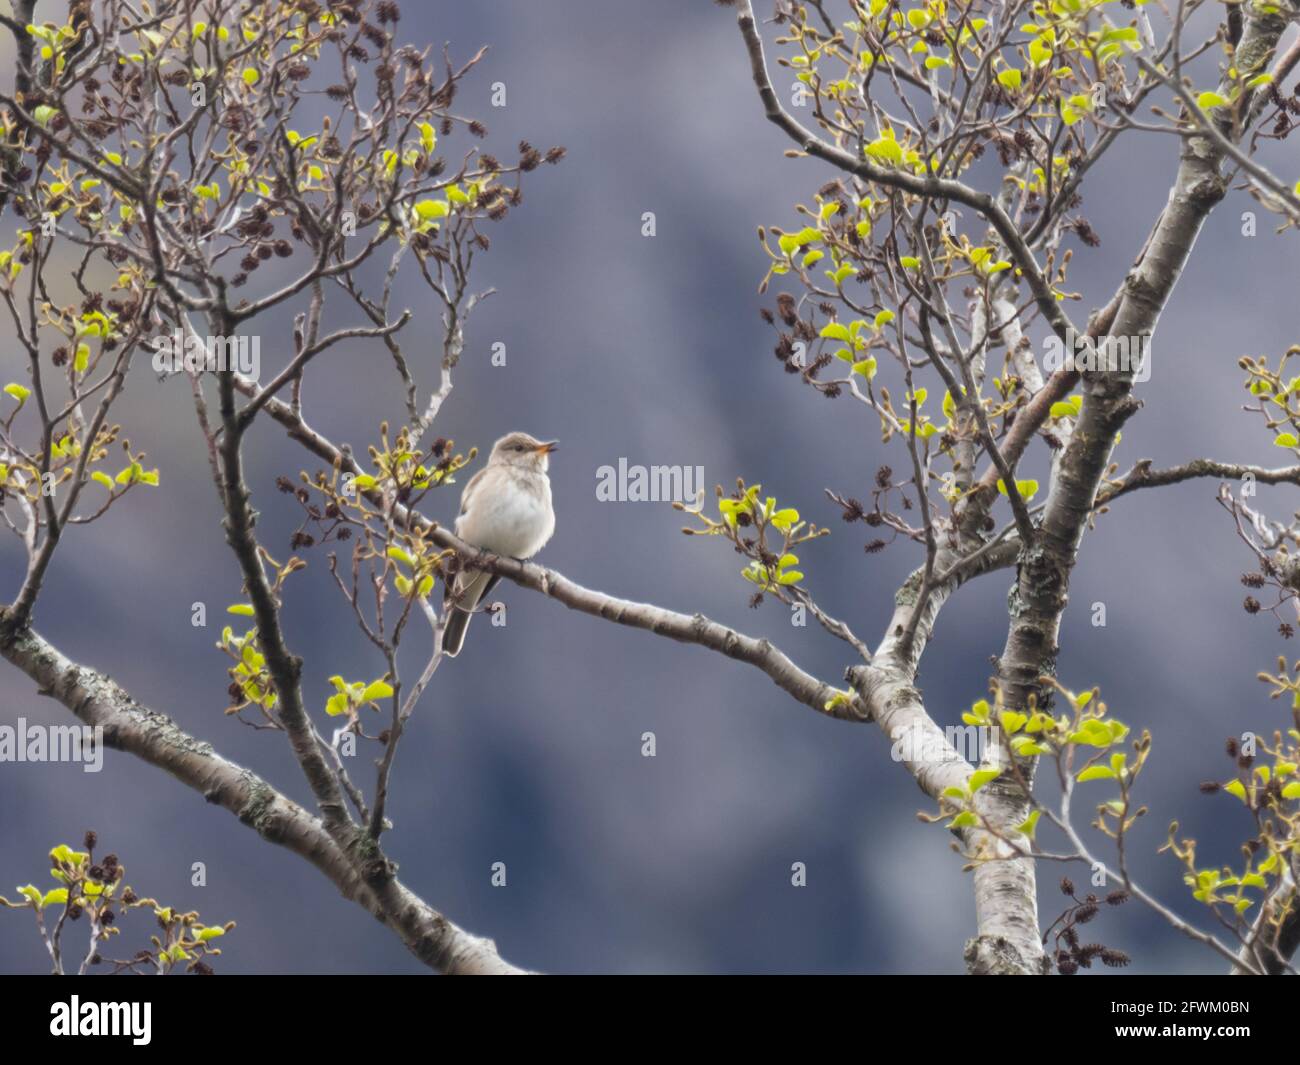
0 612 525 974
1096 458 1300 507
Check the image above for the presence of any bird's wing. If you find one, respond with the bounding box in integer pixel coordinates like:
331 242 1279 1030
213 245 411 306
475 573 502 607
457 465 489 519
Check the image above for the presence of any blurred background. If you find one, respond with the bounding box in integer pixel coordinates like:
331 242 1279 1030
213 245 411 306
1 1 1297 974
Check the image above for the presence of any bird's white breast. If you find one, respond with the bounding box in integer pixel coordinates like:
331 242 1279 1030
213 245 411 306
456 470 554 559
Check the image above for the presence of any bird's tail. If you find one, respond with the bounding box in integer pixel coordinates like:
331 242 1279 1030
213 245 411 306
441 605 472 658
441 571 499 658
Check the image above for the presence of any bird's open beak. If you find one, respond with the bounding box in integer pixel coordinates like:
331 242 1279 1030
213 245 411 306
536 440 559 454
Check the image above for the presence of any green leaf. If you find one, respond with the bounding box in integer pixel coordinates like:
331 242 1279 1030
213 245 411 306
823 690 853 712
1223 779 1248 801
16 884 41 907
819 322 852 342
851 358 877 380
1049 396 1082 419
999 710 1028 734
996 68 1022 91
413 199 449 221
873 309 895 329
42 888 68 907
865 134 904 166
996 478 1039 501
197 926 225 941
241 68 259 85
4 383 31 403
227 604 255 617
1280 781 1300 800
361 679 394 703
325 692 350 717
1015 809 1041 838
1196 91 1229 110
1010 735 1050 756
387 545 415 568
1077 765 1116 782
968 767 1002 793
829 262 856 286
1072 719 1118 748
1275 432 1298 448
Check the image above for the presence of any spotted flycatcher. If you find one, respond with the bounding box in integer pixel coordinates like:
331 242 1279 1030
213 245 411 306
442 431 557 657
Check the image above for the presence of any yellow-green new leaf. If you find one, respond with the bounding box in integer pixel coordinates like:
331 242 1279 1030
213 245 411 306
361 679 394 703
1077 764 1116 782
1015 809 1041 838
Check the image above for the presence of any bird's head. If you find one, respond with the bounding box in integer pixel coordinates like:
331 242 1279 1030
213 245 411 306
488 431 558 473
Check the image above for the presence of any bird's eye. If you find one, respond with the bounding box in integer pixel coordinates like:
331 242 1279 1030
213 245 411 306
513 444 523 451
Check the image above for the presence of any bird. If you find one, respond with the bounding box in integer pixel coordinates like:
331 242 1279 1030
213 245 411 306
441 431 557 658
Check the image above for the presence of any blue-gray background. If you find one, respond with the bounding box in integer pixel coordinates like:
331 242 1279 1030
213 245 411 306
1 2 1297 974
